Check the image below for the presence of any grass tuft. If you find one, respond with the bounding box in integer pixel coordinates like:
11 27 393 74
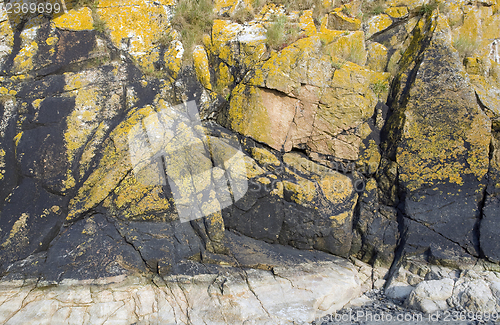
171 0 215 64
143 66 166 78
265 15 303 51
419 0 439 15
155 32 174 47
359 0 386 21
341 5 351 17
371 79 388 97
453 34 480 58
347 41 365 65
232 7 255 24
70 0 99 10
93 16 107 33
255 0 335 27
332 58 346 69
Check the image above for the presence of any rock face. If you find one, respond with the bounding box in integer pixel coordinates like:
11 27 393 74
386 257 500 315
0 232 364 325
385 11 491 264
0 0 500 322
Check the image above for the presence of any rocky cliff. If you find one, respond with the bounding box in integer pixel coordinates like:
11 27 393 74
0 0 499 323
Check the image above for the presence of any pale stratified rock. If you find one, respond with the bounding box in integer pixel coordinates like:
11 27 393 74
386 258 500 314
404 278 454 314
0 257 365 325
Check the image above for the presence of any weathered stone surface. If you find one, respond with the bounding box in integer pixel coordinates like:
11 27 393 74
1 0 500 320
481 128 500 263
0 232 366 324
405 278 455 313
389 258 500 314
328 6 362 31
41 214 147 281
222 146 359 257
350 178 399 266
225 48 387 162
364 14 393 39
114 220 205 274
384 13 491 264
480 195 500 264
0 179 65 273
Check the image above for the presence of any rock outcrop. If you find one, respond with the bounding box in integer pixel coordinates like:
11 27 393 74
0 0 500 322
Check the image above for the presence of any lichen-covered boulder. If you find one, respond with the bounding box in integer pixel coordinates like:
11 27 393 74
221 34 389 164
384 12 491 264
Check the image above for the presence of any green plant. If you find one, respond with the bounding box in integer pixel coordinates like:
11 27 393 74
231 7 255 24
266 15 287 50
155 32 174 47
265 15 303 51
143 66 166 78
93 55 110 66
371 79 388 97
93 16 107 33
346 41 365 65
70 0 99 11
359 0 385 21
453 34 480 57
420 0 438 15
332 58 346 69
171 0 215 63
259 0 333 27
372 5 384 15
341 5 351 16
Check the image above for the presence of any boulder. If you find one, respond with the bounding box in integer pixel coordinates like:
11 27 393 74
0 232 366 324
383 13 491 264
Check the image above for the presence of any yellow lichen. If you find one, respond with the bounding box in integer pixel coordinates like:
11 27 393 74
193 46 212 90
282 178 315 205
215 62 233 92
12 41 38 74
113 173 171 219
46 36 59 46
68 103 175 220
1 213 29 249
299 10 317 36
204 210 225 242
330 210 350 226
164 40 184 79
325 31 366 66
53 7 94 30
271 180 284 198
64 88 101 163
251 147 280 167
0 18 14 59
482 15 500 43
385 6 408 18
365 14 393 39
328 5 362 31
318 173 353 204
396 102 490 192
96 0 171 73
257 177 271 185
358 139 381 174
366 42 389 72
0 148 5 180
14 132 23 147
